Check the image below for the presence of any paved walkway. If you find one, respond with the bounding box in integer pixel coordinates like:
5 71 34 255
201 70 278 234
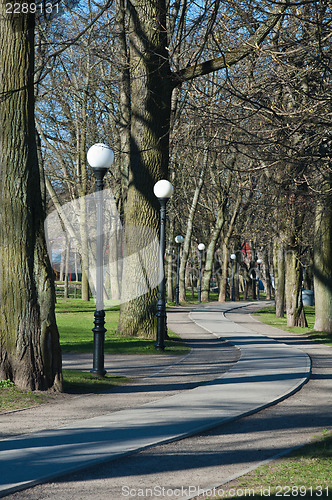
0 302 318 498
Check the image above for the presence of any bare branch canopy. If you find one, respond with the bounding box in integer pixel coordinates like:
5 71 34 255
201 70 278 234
172 1 288 85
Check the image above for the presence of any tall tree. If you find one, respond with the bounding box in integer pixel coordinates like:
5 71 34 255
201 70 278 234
314 168 332 333
116 0 288 335
0 4 62 390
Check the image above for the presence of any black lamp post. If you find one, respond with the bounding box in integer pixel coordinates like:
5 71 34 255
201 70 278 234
230 253 236 301
197 243 205 303
154 179 173 350
257 258 262 300
87 143 114 377
175 235 184 305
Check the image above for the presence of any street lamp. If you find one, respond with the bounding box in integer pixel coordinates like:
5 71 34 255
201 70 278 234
230 253 236 301
154 179 173 350
175 235 184 305
87 143 114 377
257 258 262 300
197 243 205 303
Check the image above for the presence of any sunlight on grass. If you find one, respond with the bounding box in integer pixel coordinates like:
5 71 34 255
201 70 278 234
55 298 190 355
212 431 332 499
0 387 49 412
62 370 130 394
253 305 332 347
0 370 131 412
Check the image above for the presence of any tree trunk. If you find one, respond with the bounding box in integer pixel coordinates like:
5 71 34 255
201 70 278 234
166 214 175 303
219 244 229 302
80 209 90 301
60 249 65 282
108 222 121 301
78 85 90 301
284 196 307 328
243 265 250 301
0 7 62 391
201 207 225 302
115 0 288 336
64 236 69 299
314 185 332 333
116 0 131 206
233 244 242 301
218 195 241 302
264 246 272 300
273 236 285 317
285 250 307 328
117 0 172 337
201 169 232 302
179 159 207 302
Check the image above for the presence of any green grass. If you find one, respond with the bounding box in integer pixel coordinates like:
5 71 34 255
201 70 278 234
0 298 189 412
253 305 332 347
0 370 131 412
207 431 332 499
167 290 220 306
168 290 269 307
56 298 190 355
62 370 129 393
0 385 51 412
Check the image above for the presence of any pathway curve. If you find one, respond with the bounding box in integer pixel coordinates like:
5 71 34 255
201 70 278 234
0 302 322 499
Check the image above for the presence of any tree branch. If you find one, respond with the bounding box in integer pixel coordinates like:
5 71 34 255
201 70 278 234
172 2 288 85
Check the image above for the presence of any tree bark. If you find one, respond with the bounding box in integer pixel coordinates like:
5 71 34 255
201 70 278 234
0 6 62 390
273 236 285 317
313 183 332 333
201 206 226 302
116 0 131 206
117 0 172 337
264 245 272 300
218 196 241 302
201 169 232 302
219 243 230 302
166 214 175 303
179 159 207 302
285 250 307 328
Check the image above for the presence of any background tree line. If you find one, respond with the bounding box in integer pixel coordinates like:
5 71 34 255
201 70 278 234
0 0 330 390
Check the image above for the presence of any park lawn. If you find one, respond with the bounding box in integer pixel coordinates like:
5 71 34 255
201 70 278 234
208 431 332 499
62 369 129 393
0 299 189 412
253 305 332 347
56 298 190 355
0 370 131 412
168 290 220 306
0 379 49 412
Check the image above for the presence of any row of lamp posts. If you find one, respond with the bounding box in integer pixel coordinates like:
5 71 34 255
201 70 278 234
86 142 264 376
86 142 176 373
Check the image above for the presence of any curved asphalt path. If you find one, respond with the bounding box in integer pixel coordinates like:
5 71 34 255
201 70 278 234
1 302 329 499
0 306 239 439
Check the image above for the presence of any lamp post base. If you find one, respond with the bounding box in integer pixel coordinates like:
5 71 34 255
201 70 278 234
155 306 166 350
91 309 107 377
90 368 107 377
155 324 166 350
